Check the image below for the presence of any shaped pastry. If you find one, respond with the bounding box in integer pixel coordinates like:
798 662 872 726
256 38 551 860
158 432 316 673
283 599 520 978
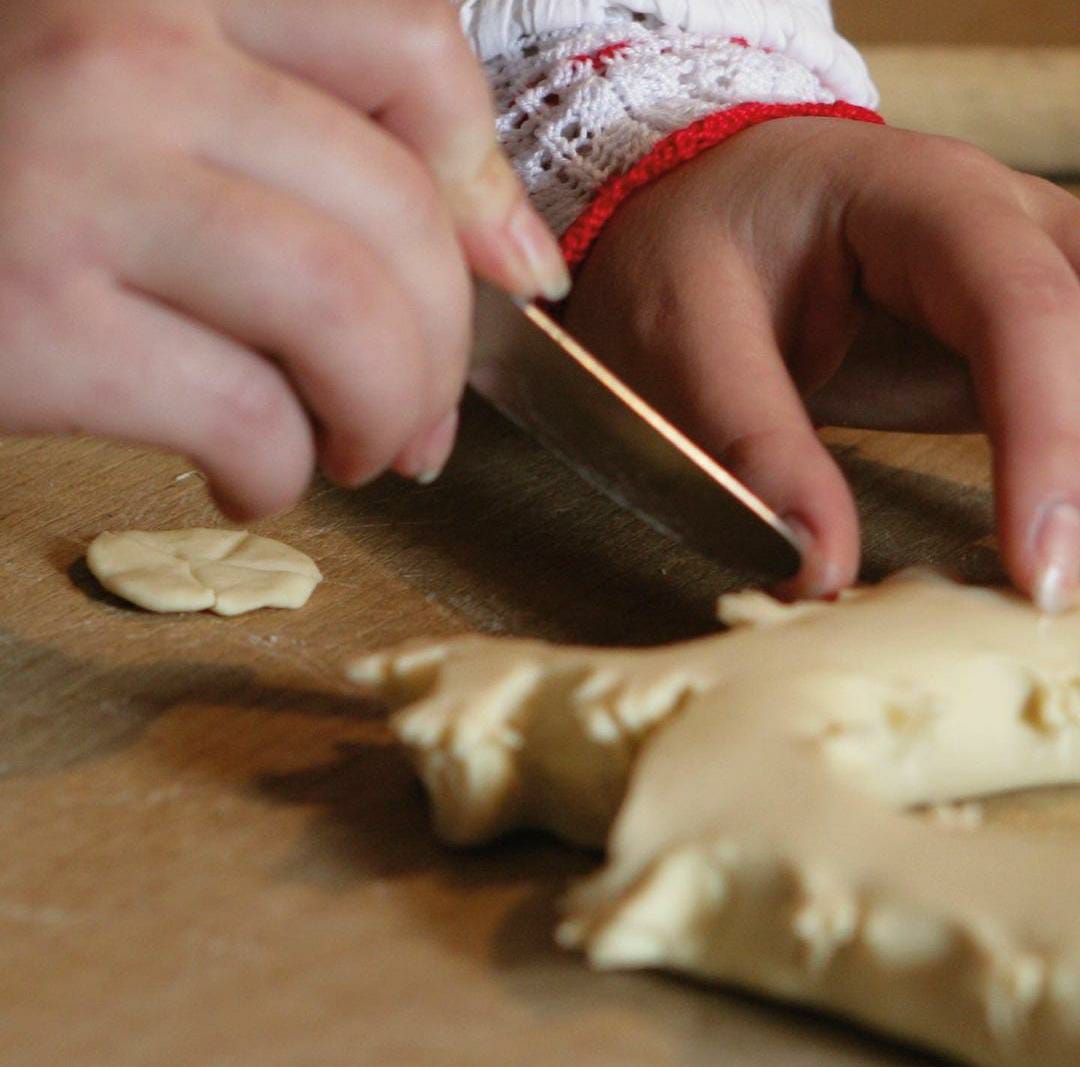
349 571 1080 1067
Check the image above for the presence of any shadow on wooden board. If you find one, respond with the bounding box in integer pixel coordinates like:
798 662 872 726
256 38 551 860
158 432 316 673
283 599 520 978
254 720 957 1067
0 631 378 780
326 396 1000 647
321 394 736 647
495 877 958 1067
834 447 1001 586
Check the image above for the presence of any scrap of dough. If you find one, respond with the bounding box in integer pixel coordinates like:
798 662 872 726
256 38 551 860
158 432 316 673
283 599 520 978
350 570 1080 1067
87 529 322 616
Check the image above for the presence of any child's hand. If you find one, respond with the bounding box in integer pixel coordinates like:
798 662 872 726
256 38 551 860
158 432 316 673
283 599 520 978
0 0 569 517
561 117 1080 611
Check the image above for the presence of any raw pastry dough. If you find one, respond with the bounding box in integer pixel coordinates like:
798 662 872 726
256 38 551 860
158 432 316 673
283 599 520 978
87 529 322 615
350 570 1080 1067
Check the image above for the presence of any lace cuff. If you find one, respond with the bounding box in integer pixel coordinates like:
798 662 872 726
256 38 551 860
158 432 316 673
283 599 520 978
486 22 881 267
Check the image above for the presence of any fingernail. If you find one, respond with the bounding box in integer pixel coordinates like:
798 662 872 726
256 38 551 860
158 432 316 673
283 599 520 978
393 409 460 486
1031 501 1080 614
505 204 572 303
776 514 843 601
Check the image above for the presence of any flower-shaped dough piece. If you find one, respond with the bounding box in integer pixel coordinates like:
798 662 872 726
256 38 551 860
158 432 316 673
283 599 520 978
87 529 322 616
350 571 1080 1067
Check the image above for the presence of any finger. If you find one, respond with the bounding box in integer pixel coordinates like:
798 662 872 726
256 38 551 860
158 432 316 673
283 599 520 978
188 52 472 415
900 202 1080 611
217 0 570 301
391 407 460 484
567 258 861 599
678 280 861 599
103 159 436 487
0 275 314 519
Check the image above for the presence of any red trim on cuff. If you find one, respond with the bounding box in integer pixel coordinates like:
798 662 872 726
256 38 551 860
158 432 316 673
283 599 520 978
559 101 883 273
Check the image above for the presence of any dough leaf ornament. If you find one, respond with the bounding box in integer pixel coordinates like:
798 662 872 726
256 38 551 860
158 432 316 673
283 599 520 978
348 570 1080 1067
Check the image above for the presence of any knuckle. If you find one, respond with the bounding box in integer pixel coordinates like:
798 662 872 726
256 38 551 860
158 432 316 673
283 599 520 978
399 0 463 67
0 236 86 360
357 143 454 251
297 236 430 412
215 366 294 446
378 173 469 375
25 8 200 91
0 154 96 274
24 9 114 69
925 135 996 173
321 350 428 478
995 259 1079 320
901 134 1003 192
1015 172 1079 218
298 236 427 371
716 426 793 473
298 233 387 334
391 159 447 235
1019 173 1063 200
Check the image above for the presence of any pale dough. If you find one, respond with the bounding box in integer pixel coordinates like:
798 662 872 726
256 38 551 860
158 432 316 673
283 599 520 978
87 529 322 616
350 570 1080 1067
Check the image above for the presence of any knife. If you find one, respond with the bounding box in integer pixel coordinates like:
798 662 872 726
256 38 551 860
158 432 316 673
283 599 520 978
468 282 802 579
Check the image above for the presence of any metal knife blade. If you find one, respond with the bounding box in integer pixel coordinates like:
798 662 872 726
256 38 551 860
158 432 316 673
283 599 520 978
468 282 802 579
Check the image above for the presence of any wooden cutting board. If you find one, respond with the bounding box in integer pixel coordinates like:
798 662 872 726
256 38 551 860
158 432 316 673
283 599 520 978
0 0 1074 1034
3 383 1080 1067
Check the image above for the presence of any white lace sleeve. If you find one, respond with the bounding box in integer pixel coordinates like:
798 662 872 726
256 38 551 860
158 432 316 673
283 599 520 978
458 0 875 105
454 1 880 266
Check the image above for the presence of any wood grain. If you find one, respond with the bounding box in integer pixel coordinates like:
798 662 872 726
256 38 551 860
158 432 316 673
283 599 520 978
1 389 1073 1067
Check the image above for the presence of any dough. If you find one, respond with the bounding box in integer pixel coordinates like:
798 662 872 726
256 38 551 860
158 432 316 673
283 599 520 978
350 570 1080 1067
87 529 322 615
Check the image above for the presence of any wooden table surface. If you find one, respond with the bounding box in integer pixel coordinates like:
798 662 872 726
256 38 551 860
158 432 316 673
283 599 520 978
5 383 1080 1067
0 0 1074 1028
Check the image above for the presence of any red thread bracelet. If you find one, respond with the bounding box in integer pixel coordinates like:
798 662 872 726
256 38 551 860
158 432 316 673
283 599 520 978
558 101 884 273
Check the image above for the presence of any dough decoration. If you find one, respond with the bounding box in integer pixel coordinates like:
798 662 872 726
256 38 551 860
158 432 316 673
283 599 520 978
87 529 322 616
349 570 1080 1067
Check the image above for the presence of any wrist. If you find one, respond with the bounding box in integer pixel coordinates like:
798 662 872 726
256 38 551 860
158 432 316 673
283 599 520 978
484 22 881 274
560 101 883 274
